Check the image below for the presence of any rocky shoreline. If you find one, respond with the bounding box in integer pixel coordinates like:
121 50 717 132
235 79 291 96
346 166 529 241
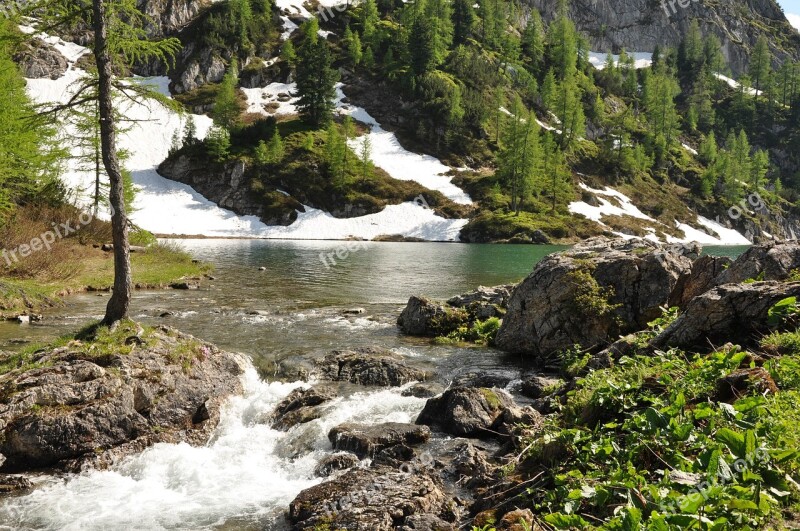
3 238 800 529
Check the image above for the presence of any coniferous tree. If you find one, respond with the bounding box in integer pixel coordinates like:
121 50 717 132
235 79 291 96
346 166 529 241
749 35 771 96
295 19 339 127
521 9 544 70
206 126 231 162
452 0 475 46
0 21 63 220
34 0 181 324
213 60 241 131
424 0 453 65
496 96 541 213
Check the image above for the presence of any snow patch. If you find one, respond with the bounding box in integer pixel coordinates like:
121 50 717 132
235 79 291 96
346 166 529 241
588 51 653 70
25 62 466 240
713 73 761 96
682 142 698 156
568 183 655 222
335 85 473 205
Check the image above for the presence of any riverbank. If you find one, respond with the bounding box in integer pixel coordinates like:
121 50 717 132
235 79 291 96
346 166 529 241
2 238 787 530
0 205 211 320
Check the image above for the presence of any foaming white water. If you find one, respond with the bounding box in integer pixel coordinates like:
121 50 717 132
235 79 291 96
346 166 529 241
0 368 426 530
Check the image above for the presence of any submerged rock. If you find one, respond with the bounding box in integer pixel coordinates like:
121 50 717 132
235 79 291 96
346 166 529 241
288 465 452 530
0 325 246 473
329 422 430 459
495 238 694 359
315 347 428 386
269 385 336 431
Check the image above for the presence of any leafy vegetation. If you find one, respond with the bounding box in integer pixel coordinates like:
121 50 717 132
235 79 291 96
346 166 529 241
479 304 800 529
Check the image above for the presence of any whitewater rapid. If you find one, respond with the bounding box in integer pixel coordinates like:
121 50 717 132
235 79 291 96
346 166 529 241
0 367 426 530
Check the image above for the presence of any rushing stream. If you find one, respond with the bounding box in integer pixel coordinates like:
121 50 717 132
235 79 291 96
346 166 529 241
0 241 748 530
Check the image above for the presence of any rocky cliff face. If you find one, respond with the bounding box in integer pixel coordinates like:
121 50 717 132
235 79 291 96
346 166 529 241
137 0 211 37
529 0 800 75
158 153 302 226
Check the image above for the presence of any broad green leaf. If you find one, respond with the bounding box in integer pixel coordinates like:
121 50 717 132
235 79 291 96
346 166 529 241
715 428 746 458
622 507 642 531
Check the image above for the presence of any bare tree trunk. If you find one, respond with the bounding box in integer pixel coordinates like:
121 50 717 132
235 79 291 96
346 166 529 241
93 0 132 325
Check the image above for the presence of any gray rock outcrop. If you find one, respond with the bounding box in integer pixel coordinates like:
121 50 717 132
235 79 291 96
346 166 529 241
14 39 68 79
653 281 800 349
329 422 431 458
529 0 800 75
495 238 694 358
0 325 246 472
415 387 516 437
288 465 452 530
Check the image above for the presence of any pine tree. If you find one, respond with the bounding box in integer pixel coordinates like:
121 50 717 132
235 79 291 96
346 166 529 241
644 69 680 154
0 20 63 220
749 36 771 96
452 0 475 46
206 126 231 162
540 69 557 110
699 132 718 165
679 20 703 74
424 0 454 65
521 9 544 70
324 123 348 181
295 19 340 127
410 17 437 76
359 135 373 181
36 0 182 324
344 26 363 66
496 96 541 213
361 0 380 45
751 149 769 189
213 60 241 131
183 116 198 146
281 40 297 68
555 74 585 150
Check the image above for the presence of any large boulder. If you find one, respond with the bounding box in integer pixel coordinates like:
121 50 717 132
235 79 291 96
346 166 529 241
653 282 800 349
495 238 695 358
329 422 431 458
269 385 336 431
288 465 452 530
669 254 733 308
397 296 469 337
0 324 246 472
714 243 800 285
415 387 516 437
315 347 428 387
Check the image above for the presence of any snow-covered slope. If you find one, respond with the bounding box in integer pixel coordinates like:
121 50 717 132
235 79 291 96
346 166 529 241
569 183 751 245
588 51 652 70
22 25 468 241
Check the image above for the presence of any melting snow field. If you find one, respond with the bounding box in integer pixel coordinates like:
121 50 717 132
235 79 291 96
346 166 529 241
0 368 426 530
22 26 470 241
588 51 653 70
335 85 473 205
569 183 751 245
